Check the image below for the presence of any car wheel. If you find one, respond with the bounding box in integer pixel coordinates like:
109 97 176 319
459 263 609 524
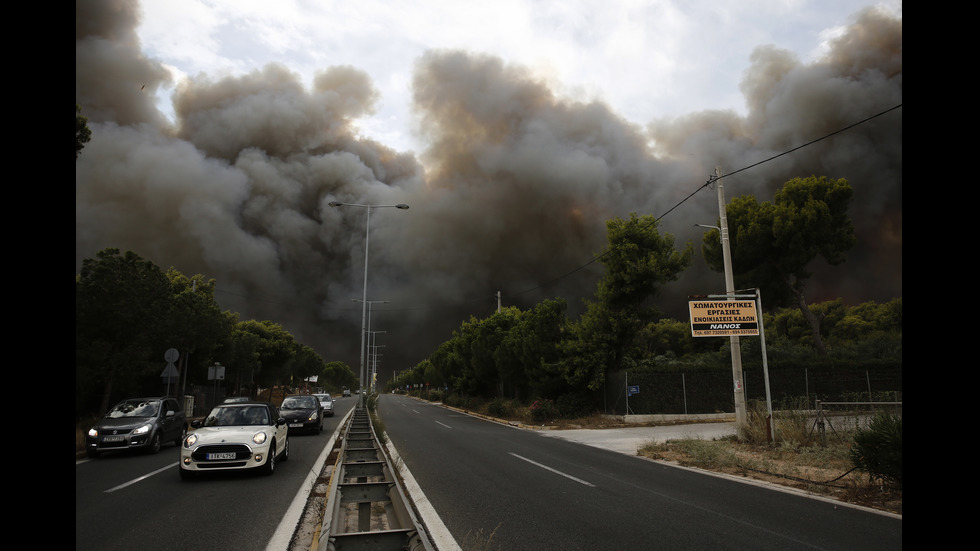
281 437 289 462
146 432 162 454
262 439 277 475
178 466 196 481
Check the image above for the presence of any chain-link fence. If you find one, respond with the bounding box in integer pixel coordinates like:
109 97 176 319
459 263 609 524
811 400 903 444
603 367 902 416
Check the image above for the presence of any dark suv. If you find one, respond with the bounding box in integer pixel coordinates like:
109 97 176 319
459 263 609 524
86 397 187 457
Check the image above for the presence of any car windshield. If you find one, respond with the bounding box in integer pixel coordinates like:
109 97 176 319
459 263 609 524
281 397 317 409
107 400 160 418
317 395 332 402
204 405 270 427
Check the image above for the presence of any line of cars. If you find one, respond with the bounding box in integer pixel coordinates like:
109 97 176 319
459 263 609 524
84 393 341 480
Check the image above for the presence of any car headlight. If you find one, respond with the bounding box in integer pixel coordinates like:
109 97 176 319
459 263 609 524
309 411 319 421
88 428 98 438
253 432 268 445
184 434 198 448
133 424 151 435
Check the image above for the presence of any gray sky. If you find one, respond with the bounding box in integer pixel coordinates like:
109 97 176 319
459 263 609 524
135 0 902 154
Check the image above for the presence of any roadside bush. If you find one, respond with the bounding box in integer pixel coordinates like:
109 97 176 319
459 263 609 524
556 393 594 419
850 410 902 487
529 398 559 422
487 397 511 418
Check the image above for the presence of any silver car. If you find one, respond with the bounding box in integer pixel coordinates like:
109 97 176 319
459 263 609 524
314 394 335 417
179 402 288 479
86 397 186 458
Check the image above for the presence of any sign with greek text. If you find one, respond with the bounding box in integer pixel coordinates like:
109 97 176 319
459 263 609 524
688 300 759 337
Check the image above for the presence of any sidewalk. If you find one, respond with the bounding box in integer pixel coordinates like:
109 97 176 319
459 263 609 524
539 422 738 455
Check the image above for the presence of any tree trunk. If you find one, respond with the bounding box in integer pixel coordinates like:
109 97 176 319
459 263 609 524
792 287 827 356
99 368 116 415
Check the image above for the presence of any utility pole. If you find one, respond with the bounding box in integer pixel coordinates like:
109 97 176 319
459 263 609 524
715 166 747 428
497 290 502 313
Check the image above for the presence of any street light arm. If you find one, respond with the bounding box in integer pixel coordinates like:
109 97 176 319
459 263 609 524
329 201 409 210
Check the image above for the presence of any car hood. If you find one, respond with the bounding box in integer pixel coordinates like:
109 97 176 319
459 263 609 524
280 408 317 420
190 425 275 445
95 417 154 432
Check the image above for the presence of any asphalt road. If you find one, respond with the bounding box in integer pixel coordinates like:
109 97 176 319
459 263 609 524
377 394 902 551
75 397 357 551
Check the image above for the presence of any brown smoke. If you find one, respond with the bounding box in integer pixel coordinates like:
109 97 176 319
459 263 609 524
76 1 901 378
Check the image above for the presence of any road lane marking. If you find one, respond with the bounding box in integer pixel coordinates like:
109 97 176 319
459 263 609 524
509 453 596 487
104 462 177 493
435 421 452 429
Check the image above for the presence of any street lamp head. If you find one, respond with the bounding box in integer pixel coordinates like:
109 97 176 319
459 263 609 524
395 204 409 210
328 201 343 207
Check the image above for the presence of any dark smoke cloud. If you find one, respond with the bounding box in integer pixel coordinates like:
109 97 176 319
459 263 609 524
76 1 901 380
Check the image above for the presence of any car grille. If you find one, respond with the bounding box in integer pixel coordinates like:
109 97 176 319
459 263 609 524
192 444 252 462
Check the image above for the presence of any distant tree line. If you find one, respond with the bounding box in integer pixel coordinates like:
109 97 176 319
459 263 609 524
75 248 358 418
387 176 901 414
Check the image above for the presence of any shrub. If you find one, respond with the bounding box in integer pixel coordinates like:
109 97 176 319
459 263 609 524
556 393 594 419
487 398 510 418
850 410 902 487
529 399 559 422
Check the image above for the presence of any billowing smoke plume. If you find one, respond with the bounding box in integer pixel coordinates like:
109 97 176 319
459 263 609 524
76 1 901 378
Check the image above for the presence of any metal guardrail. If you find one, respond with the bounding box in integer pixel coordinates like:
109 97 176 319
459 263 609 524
316 407 434 551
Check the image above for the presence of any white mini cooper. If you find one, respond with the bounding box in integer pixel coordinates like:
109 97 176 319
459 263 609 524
179 402 289 480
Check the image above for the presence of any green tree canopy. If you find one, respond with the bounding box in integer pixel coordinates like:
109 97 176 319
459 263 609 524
562 213 694 390
702 175 856 355
76 249 175 414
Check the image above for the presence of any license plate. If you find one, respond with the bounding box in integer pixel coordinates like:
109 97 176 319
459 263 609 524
207 452 236 460
289 423 303 428
104 435 126 442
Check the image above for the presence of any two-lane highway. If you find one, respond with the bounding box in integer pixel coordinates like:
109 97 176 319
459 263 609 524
75 397 356 551
377 394 902 550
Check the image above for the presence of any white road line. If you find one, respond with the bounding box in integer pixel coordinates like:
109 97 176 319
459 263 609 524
435 421 452 429
104 463 176 493
509 453 596 487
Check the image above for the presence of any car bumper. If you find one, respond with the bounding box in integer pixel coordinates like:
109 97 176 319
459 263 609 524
285 419 320 432
86 433 154 454
179 442 272 472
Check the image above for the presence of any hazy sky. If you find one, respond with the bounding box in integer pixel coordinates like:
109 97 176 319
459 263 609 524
135 0 902 153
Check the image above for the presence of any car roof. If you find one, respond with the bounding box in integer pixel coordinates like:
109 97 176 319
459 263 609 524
113 397 177 404
214 401 275 408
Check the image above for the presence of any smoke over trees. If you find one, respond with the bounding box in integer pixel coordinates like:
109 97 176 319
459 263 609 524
76 1 901 380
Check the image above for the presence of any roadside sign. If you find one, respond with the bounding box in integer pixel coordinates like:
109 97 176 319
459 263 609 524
689 300 759 337
627 385 640 396
208 363 225 380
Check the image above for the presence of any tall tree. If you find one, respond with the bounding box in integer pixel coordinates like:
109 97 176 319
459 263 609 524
165 270 233 395
701 175 856 355
562 213 694 390
76 249 174 415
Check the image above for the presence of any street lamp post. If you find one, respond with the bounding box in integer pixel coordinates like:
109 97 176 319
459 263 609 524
367 333 386 391
329 201 409 408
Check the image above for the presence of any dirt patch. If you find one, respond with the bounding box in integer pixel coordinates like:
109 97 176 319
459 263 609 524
639 441 901 516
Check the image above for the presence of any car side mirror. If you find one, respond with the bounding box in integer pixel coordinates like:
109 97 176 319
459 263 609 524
276 417 286 427
191 420 203 428
166 410 175 417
